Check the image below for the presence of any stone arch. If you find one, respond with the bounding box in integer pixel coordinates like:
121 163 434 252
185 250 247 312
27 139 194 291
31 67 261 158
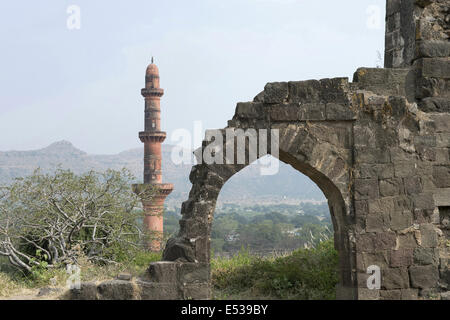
163 119 357 299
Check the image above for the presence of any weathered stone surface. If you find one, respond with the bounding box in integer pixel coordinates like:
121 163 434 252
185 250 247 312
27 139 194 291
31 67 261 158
326 103 356 120
117 273 132 281
390 249 414 267
390 211 413 231
416 41 450 58
401 288 418 300
299 103 326 120
382 268 410 289
163 237 196 262
136 279 180 300
416 58 450 79
419 97 450 112
356 232 397 252
264 82 288 104
414 248 439 265
380 289 401 300
380 178 404 197
353 68 410 96
148 261 178 283
177 263 210 284
181 283 211 300
97 280 136 300
354 179 380 200
235 102 264 119
409 265 439 289
68 282 98 300
419 224 439 247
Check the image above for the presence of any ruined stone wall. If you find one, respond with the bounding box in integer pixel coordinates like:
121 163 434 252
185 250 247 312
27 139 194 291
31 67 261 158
385 0 449 113
70 0 449 300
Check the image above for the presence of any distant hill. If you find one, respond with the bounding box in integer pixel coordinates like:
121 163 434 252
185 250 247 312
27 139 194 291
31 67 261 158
0 141 325 208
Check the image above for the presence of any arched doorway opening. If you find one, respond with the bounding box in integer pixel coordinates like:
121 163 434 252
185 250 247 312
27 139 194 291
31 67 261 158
211 154 337 299
163 124 356 299
212 154 330 255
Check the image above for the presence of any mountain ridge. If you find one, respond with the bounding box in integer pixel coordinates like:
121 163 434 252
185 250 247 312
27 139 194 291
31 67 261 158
0 141 326 208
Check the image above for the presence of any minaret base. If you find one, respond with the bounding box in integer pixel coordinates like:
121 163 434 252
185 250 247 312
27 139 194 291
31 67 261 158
133 183 173 251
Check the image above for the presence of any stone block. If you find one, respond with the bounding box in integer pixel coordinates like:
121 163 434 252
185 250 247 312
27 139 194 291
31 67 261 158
432 166 450 188
379 178 404 197
287 80 321 103
397 233 418 249
368 197 395 215
394 162 417 178
354 179 380 200
181 283 211 300
389 249 414 267
355 164 395 179
97 280 136 300
264 82 288 104
419 224 438 248
355 147 390 164
117 273 132 281
326 103 356 120
393 195 414 212
419 97 450 113
403 176 423 195
269 104 300 121
430 114 450 133
416 77 450 99
390 210 413 231
409 265 439 289
177 263 210 284
68 282 98 300
298 103 326 120
356 232 397 252
319 78 349 103
416 58 450 79
413 193 435 210
366 212 390 232
353 67 410 96
148 261 178 283
401 288 418 300
382 267 410 289
235 102 264 119
136 279 180 300
416 40 450 59
357 251 390 272
414 248 439 265
357 288 380 300
380 290 401 300
386 0 401 16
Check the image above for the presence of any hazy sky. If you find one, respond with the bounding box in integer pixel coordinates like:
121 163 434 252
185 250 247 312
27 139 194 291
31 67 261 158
0 0 385 154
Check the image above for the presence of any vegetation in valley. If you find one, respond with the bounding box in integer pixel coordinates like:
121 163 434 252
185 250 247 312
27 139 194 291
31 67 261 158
0 169 337 300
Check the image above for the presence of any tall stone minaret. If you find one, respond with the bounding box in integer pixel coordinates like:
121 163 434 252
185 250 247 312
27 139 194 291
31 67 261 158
133 57 173 251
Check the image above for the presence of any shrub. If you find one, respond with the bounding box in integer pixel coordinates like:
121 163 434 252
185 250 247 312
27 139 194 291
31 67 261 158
211 240 338 300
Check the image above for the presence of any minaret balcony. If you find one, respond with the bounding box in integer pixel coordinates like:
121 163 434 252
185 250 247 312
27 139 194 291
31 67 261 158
139 131 167 143
141 88 164 97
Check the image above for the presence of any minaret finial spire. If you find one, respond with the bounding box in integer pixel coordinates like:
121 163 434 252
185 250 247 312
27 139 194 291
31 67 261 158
151 56 154 64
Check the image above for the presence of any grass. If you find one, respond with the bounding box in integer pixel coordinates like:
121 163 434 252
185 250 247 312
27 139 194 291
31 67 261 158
0 242 337 300
0 251 162 299
211 240 339 300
